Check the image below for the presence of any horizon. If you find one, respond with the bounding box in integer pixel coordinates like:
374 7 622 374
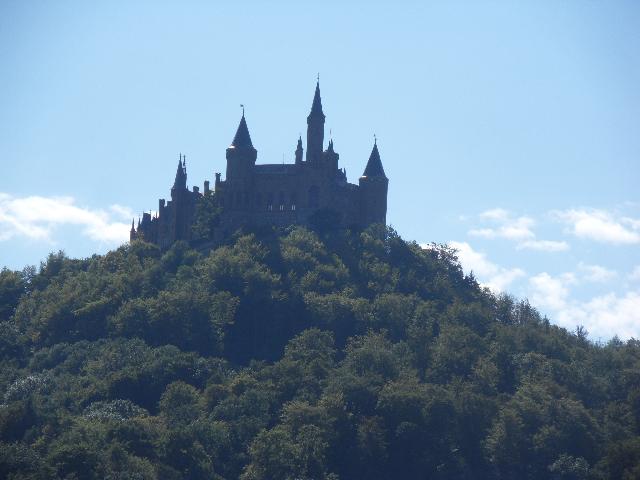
1 1 639 340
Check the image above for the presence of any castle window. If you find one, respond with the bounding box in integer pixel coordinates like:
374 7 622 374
267 192 274 211
279 192 285 212
268 204 273 211
291 204 296 211
308 186 319 208
290 192 298 211
279 204 284 211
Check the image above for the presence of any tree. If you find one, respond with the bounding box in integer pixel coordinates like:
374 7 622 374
191 192 222 242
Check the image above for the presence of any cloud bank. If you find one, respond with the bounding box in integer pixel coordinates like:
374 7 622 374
444 206 640 340
469 208 568 252
528 271 640 341
553 208 640 245
0 193 132 245
447 241 525 292
448 241 639 340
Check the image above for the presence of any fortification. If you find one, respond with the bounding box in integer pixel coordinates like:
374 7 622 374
131 81 388 248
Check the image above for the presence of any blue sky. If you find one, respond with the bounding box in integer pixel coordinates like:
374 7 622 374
1 1 639 340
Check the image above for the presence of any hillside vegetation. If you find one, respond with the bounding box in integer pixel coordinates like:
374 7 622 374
0 225 639 479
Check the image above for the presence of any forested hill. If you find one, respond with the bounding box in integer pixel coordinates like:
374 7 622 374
0 225 639 479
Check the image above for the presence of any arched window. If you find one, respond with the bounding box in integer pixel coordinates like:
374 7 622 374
267 192 274 211
290 192 298 211
308 185 319 208
279 192 285 211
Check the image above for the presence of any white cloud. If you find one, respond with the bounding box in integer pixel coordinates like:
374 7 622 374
470 212 535 241
479 208 510 221
448 241 525 292
528 271 640 340
455 206 640 340
622 217 640 230
0 193 131 245
555 291 640 341
469 208 568 252
109 204 136 220
578 262 617 283
553 208 640 245
528 272 576 310
517 239 570 252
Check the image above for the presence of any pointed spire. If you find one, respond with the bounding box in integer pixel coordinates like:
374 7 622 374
306 79 326 162
327 138 335 153
295 135 304 164
230 111 254 148
363 139 386 178
309 80 325 118
173 154 187 189
130 219 135 232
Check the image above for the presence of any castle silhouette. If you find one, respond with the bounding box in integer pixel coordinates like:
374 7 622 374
130 81 388 248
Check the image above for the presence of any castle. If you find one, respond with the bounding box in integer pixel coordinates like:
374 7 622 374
130 81 388 248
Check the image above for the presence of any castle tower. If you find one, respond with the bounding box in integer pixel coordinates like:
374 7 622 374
171 154 190 241
306 81 325 165
226 111 257 181
225 111 257 212
359 139 388 225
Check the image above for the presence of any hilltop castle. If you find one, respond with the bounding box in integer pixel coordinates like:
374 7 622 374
130 81 388 248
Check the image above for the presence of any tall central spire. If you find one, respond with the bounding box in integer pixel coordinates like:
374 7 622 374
309 80 324 119
306 80 325 163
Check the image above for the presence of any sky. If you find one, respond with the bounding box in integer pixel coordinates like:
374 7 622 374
1 1 639 341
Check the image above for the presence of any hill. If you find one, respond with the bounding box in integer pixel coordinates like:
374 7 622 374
0 225 639 479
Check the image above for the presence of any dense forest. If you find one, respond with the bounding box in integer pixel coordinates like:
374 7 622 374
0 225 639 479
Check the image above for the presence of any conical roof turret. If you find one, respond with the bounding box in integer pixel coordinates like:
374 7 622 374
362 140 386 178
230 111 254 149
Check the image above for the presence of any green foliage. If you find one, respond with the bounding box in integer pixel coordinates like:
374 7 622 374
0 268 26 321
0 225 638 479
191 192 222 242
